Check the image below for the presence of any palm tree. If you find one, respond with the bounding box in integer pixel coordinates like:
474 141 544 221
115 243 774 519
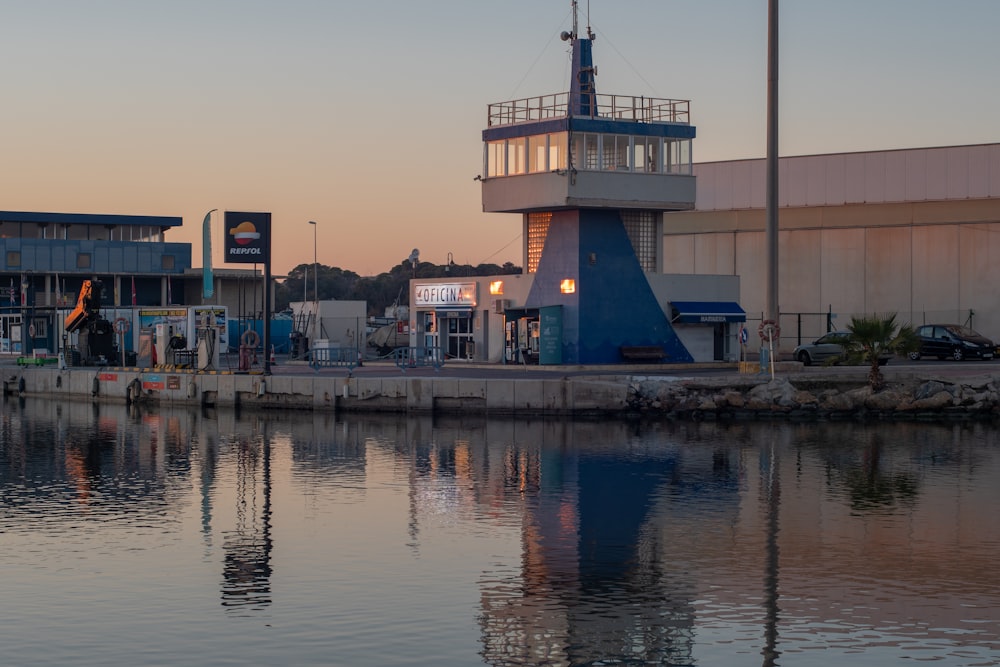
843 313 919 392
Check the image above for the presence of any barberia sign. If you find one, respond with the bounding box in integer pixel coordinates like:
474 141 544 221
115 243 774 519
414 282 477 308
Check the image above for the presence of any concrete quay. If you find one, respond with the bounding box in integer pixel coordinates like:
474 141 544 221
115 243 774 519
2 359 640 416
5 358 1000 421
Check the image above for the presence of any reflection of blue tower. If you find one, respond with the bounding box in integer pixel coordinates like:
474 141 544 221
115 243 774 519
481 2 697 363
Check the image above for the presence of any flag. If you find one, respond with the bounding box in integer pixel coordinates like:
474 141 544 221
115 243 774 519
203 209 216 299
8 278 13 306
55 273 61 306
167 277 172 305
131 276 136 307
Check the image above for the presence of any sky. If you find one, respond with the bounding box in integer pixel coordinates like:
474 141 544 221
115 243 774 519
2 0 999 277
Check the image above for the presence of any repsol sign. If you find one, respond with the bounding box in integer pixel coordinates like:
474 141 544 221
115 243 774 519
224 211 271 264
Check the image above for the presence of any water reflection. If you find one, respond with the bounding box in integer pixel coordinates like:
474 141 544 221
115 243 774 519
219 428 273 611
1 400 998 666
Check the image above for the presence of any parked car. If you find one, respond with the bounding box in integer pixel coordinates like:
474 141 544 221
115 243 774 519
908 324 995 361
792 331 890 366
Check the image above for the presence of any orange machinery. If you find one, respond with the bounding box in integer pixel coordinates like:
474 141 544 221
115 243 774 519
64 279 102 333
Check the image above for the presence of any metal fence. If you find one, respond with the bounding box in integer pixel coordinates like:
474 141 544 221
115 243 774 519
308 346 363 375
393 346 445 372
747 308 981 355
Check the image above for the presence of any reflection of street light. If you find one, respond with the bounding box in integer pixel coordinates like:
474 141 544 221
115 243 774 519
308 221 318 303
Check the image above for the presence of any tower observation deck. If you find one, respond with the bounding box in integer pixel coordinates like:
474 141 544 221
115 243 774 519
482 33 696 214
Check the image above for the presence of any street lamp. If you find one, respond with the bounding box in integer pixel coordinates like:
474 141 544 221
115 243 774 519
308 221 318 303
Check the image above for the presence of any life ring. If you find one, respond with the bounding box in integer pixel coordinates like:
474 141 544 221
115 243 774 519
114 317 130 334
27 323 35 338
758 319 781 342
240 329 260 348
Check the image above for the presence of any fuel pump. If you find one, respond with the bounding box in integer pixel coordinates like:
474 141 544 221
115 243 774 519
196 312 219 370
154 323 180 367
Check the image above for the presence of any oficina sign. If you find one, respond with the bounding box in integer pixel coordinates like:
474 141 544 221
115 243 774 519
414 282 478 308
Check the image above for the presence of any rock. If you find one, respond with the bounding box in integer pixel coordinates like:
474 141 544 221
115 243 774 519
623 371 1000 421
721 391 745 408
820 391 856 411
865 387 909 411
914 381 946 400
793 389 818 408
911 390 953 410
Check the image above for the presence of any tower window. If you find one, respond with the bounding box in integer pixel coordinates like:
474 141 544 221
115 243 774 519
621 211 658 272
527 212 551 274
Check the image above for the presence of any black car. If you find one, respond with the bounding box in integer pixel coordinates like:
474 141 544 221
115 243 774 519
908 324 995 361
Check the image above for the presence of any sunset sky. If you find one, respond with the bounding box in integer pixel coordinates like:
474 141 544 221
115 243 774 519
2 0 998 276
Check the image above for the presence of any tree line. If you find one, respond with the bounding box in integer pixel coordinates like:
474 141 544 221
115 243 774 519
274 258 521 316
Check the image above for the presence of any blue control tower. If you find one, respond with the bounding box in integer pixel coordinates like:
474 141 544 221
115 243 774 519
481 2 697 364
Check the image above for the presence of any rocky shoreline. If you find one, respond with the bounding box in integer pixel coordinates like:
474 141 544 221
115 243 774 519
626 373 1000 421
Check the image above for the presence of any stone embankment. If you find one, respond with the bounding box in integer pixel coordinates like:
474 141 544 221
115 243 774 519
7 363 1000 421
627 374 1000 420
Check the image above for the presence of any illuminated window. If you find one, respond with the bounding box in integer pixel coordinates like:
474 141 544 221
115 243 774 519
489 280 504 295
621 210 658 272
509 138 526 175
528 135 547 173
560 279 576 294
527 212 551 274
487 141 506 177
548 133 567 170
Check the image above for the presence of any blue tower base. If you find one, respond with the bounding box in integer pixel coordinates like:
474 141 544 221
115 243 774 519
524 210 693 364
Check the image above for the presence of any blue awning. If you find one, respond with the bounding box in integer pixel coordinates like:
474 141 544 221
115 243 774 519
670 301 746 324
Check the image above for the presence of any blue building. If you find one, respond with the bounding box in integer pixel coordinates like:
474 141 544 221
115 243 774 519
0 210 191 354
478 5 705 364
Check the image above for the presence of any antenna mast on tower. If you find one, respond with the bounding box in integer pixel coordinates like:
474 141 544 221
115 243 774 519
569 0 595 41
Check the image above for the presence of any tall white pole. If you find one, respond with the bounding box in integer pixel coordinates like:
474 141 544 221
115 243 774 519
766 0 779 336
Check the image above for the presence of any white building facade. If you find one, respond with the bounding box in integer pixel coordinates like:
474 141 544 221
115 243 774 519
663 143 1000 349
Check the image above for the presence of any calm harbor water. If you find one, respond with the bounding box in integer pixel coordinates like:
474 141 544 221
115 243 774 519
1 397 998 667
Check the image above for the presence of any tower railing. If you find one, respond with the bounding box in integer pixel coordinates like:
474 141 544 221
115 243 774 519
488 92 689 127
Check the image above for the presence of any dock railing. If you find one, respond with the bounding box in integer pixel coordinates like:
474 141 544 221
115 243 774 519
308 346 362 376
393 346 445 372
